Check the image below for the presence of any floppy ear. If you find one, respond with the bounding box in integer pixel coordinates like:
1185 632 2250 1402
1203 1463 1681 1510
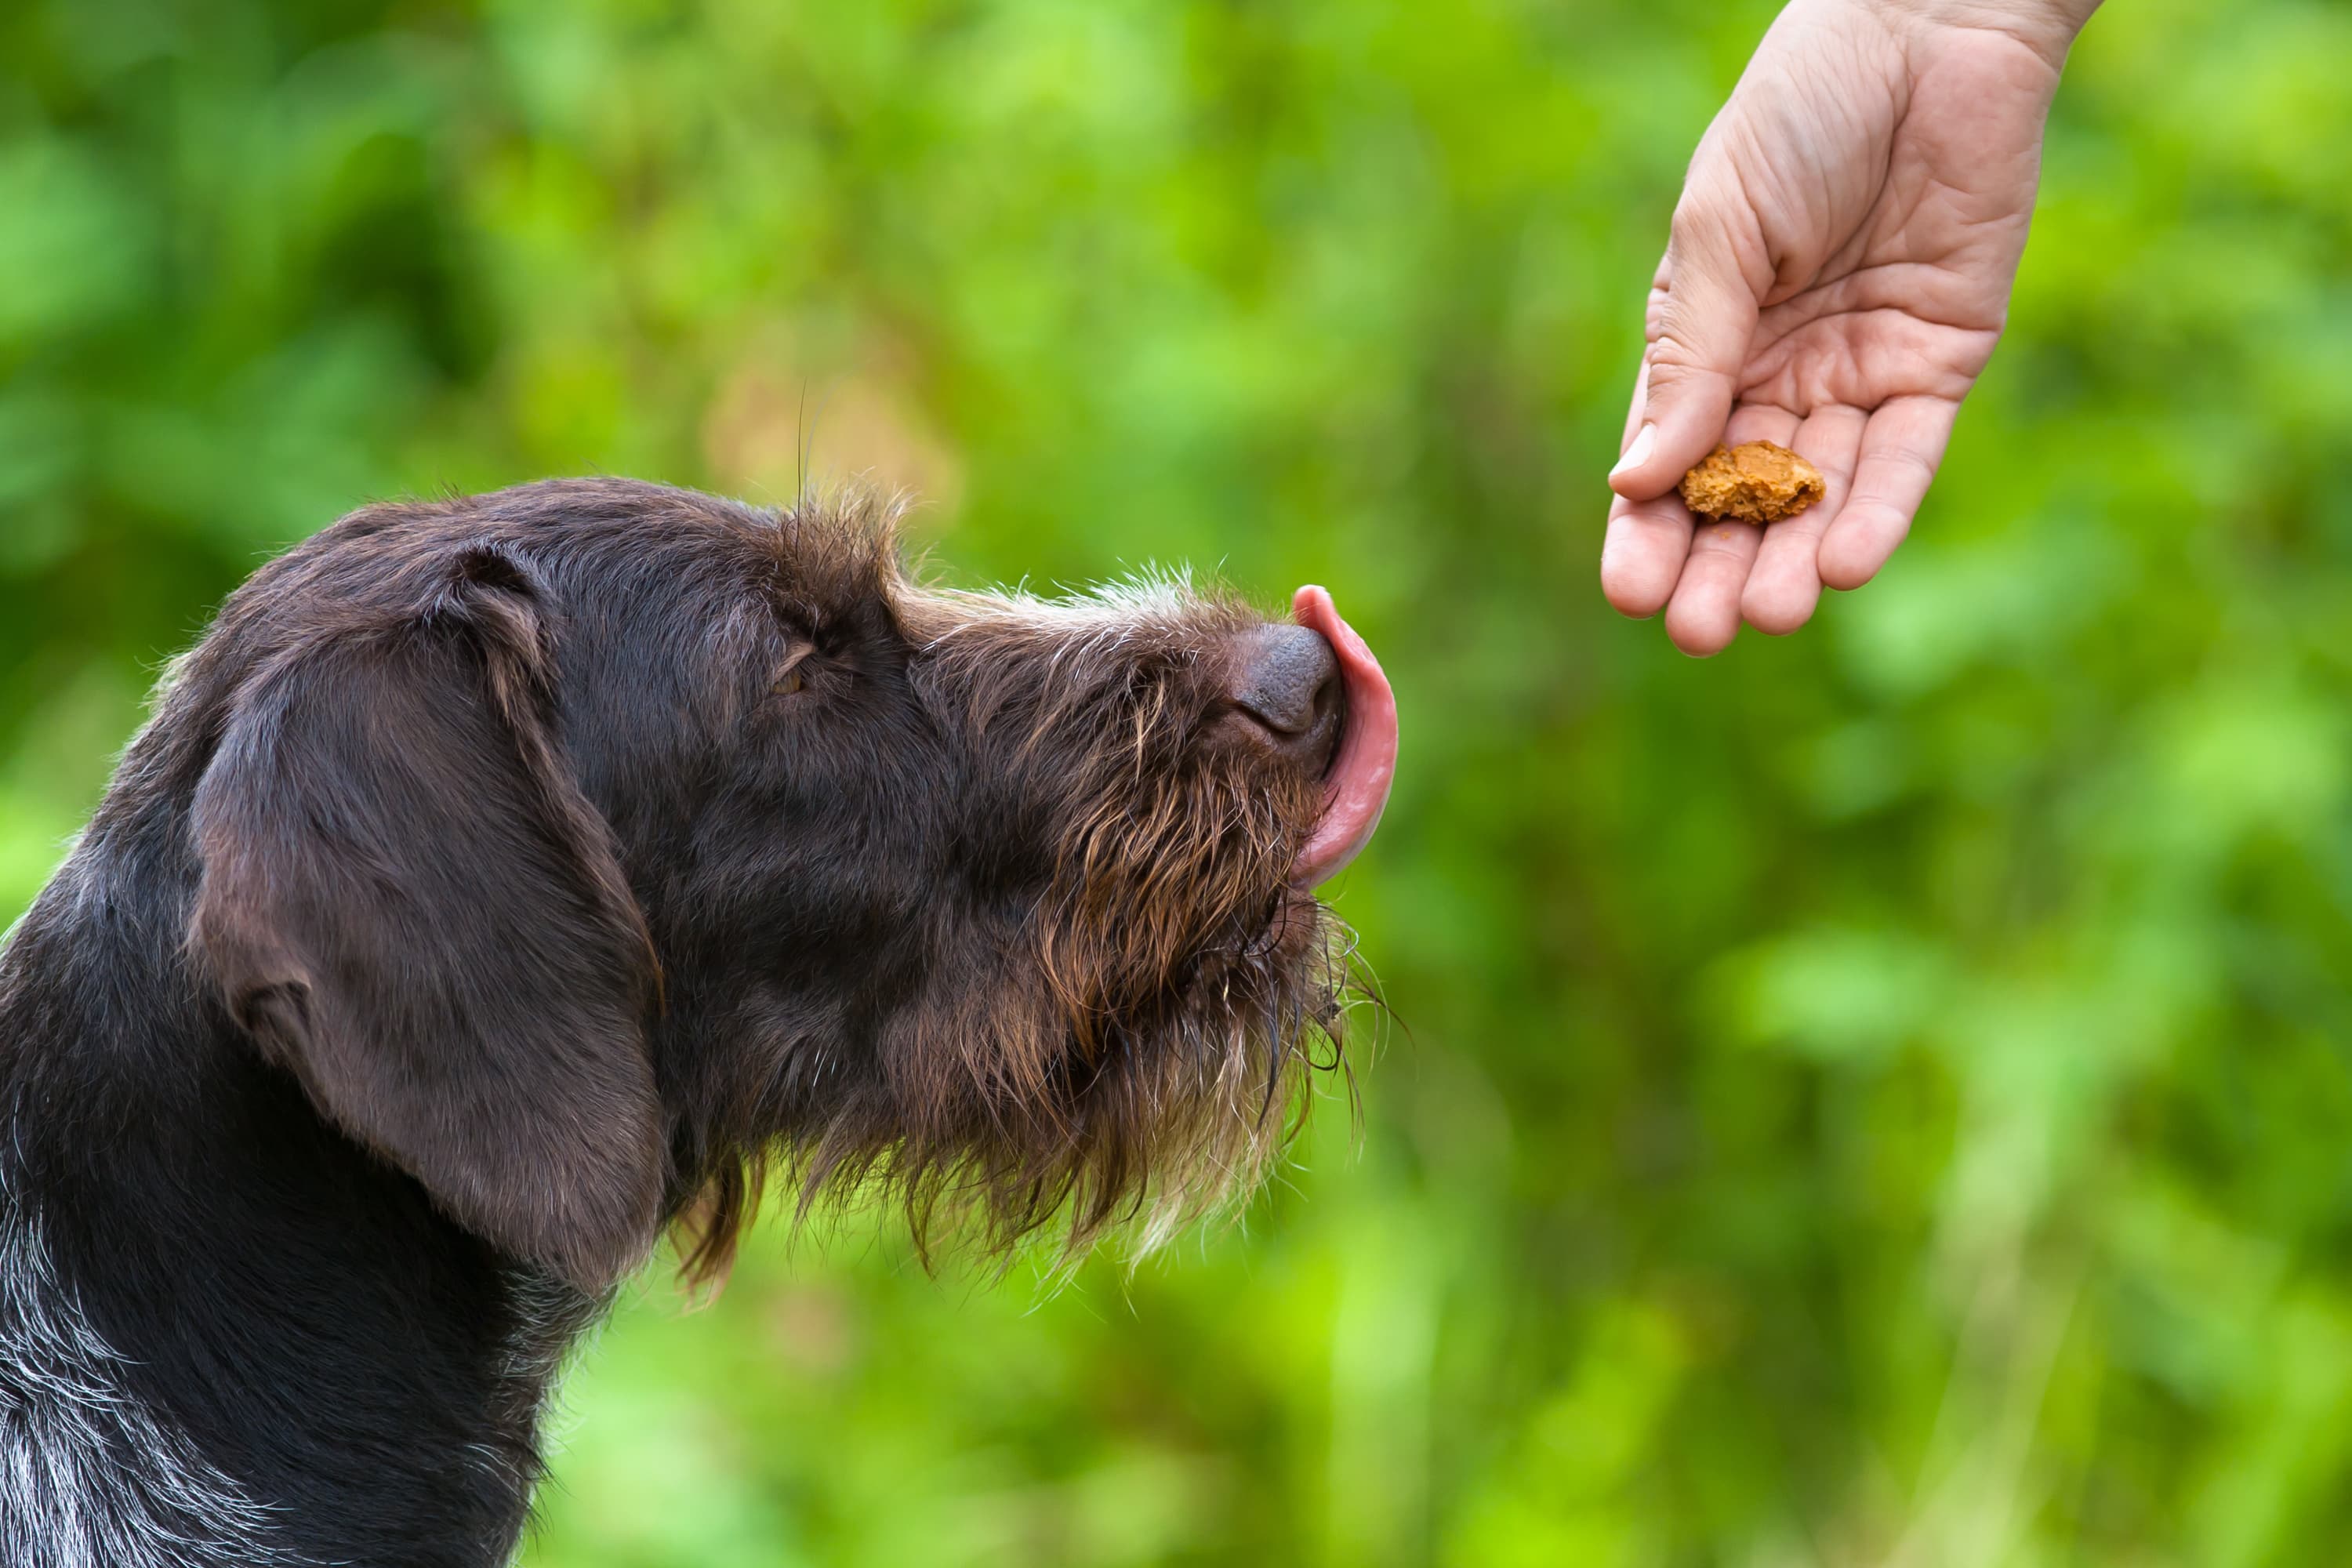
189 543 666 1291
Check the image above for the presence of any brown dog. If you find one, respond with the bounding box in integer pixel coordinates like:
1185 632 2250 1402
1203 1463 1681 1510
0 479 1396 1567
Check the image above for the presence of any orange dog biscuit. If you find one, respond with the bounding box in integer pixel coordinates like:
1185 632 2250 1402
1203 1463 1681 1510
1676 441 1826 525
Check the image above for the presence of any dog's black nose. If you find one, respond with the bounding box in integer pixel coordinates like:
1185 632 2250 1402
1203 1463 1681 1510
1225 624 1345 771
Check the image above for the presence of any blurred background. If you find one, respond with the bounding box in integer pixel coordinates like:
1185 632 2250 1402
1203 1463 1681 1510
5 0 2352 1562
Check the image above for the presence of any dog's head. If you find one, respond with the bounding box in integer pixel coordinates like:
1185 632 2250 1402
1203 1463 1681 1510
170 480 1396 1290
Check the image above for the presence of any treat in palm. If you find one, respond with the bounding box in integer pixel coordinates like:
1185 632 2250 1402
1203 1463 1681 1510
1677 441 1826 525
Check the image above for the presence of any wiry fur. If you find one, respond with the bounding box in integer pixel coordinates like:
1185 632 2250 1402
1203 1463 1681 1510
0 479 1357 1565
707 521 1348 1270
673 499 1352 1276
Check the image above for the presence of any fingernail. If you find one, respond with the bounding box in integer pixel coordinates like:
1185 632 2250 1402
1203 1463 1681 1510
1610 423 1656 481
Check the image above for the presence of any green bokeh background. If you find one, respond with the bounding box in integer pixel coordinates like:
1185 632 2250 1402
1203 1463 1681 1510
8 0 2352 1563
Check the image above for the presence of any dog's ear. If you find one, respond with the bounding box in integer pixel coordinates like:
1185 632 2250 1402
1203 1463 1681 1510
189 543 666 1292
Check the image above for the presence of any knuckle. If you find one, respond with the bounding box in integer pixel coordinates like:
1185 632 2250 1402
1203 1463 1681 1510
1666 182 1772 298
1643 334 1697 372
1667 187 1737 255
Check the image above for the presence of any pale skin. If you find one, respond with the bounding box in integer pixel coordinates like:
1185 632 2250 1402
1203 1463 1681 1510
1602 0 2104 655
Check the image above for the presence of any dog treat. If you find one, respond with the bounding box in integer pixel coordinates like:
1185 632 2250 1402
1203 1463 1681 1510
1676 441 1825 525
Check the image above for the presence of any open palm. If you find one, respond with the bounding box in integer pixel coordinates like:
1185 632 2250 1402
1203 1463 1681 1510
1602 0 2085 654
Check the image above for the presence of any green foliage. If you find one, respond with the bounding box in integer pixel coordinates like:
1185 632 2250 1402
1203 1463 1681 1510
6 0 2352 1562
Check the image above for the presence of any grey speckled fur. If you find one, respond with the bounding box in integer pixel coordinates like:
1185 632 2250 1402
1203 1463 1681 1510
0 1181 311 1568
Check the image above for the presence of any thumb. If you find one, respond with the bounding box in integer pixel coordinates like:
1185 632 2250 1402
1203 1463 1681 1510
1609 198 1761 502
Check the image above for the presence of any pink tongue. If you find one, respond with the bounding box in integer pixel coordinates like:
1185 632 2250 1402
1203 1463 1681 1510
1290 586 1397 887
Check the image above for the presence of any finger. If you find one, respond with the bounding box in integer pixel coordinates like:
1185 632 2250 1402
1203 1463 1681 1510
1742 405 1867 635
1723 403 1798 450
1601 356 1693 619
1601 488 1695 619
1819 396 1959 591
1603 348 1653 495
1617 348 1650 452
1644 402 1793 648
1609 195 1765 503
1606 267 1667 479
1663 513 1762 656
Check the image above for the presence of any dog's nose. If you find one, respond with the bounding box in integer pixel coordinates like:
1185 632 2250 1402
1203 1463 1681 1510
1225 624 1345 771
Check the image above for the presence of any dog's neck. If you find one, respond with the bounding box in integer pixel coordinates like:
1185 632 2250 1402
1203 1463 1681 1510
0 827 601 1568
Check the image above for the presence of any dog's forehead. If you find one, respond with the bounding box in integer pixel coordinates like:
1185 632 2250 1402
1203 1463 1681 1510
487 481 897 606
422 481 907 620
554 485 914 637
743 499 906 625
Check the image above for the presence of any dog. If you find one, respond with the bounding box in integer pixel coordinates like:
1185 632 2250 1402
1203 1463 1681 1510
0 478 1396 1566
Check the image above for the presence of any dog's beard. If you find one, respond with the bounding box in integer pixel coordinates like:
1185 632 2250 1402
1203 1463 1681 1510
795 736 1341 1273
1014 754 1343 1258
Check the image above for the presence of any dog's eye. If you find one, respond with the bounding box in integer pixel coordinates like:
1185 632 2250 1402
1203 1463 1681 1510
772 641 817 696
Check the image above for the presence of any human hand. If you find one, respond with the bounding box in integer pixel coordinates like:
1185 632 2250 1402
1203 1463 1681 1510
1601 0 2098 654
